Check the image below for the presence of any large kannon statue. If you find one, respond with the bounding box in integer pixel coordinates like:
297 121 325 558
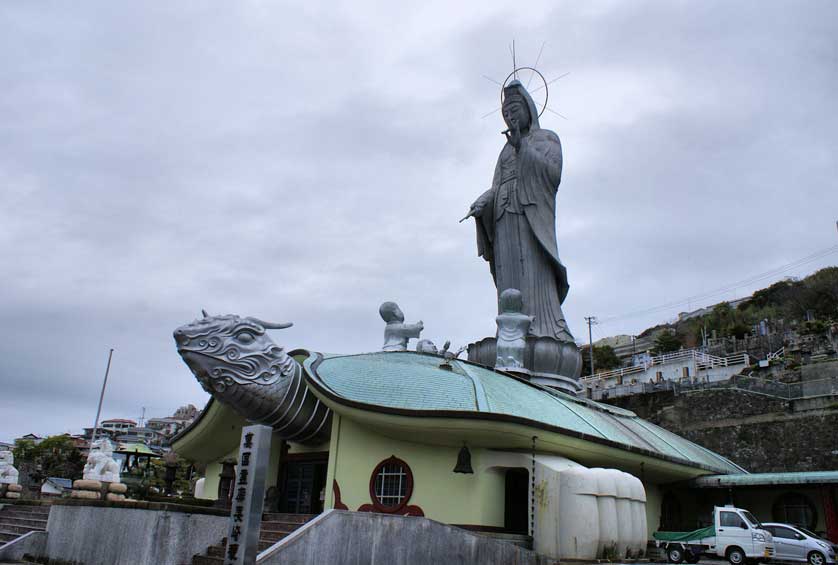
466 79 582 391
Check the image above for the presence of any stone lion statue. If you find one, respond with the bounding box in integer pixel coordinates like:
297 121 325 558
0 450 19 485
83 439 121 483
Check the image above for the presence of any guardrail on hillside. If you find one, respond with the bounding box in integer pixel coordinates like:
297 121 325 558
580 349 748 385
587 374 838 401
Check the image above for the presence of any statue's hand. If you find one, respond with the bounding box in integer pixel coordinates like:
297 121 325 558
504 122 522 152
468 189 493 219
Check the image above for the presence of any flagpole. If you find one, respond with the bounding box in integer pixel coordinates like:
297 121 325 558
90 348 114 444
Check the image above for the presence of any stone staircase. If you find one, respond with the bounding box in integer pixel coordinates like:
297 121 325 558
0 503 50 548
191 512 314 564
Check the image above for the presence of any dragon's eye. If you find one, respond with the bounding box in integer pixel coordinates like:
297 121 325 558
236 331 255 344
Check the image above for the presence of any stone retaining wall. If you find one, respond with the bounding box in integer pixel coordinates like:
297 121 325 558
605 388 838 472
33 500 228 565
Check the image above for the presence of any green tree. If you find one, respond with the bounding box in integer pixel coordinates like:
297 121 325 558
581 345 622 375
147 454 194 497
13 435 85 491
652 331 682 355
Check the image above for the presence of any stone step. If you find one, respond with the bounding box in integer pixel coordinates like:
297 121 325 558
0 522 45 535
0 516 48 529
0 531 19 543
191 556 224 565
261 512 314 524
207 544 225 558
260 520 301 533
260 529 291 544
1 505 51 515
189 515 312 564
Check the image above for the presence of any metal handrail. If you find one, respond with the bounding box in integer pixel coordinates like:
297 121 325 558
581 348 747 384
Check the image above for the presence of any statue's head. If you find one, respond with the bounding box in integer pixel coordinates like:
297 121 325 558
91 438 113 456
499 288 524 313
0 450 13 466
173 311 294 394
416 339 438 354
502 80 539 132
379 301 404 323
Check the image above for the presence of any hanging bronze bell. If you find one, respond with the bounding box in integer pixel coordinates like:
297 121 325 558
453 444 474 474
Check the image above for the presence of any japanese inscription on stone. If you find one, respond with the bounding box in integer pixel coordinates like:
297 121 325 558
224 424 272 565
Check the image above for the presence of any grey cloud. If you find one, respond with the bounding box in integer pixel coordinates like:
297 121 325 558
1 1 836 441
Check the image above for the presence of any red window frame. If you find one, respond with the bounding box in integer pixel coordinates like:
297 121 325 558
368 456 414 513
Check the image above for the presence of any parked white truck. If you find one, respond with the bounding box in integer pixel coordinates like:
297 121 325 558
654 505 775 565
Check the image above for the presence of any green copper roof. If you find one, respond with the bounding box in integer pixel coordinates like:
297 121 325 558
691 471 838 488
306 351 745 474
115 442 159 456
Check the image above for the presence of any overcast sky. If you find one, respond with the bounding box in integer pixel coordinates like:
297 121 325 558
1 1 836 443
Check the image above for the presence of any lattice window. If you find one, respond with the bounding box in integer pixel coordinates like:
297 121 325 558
370 457 413 511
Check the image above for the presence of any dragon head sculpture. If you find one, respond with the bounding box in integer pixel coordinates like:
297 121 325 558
173 311 331 445
173 310 295 395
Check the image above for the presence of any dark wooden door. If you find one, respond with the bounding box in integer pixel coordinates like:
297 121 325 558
279 458 327 514
504 468 529 534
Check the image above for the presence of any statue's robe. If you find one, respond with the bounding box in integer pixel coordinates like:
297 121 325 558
475 81 572 342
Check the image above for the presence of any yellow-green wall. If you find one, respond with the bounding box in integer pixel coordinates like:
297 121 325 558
325 414 507 527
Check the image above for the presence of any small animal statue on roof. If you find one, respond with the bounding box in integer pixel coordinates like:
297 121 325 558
440 340 467 360
380 301 423 352
495 288 533 370
83 438 122 483
0 450 19 485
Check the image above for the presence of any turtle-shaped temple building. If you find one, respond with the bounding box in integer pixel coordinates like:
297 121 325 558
171 313 744 561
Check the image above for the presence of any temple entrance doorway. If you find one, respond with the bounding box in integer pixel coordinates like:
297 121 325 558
504 468 529 534
278 452 328 514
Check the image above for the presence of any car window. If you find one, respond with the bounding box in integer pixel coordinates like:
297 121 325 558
763 526 775 535
798 528 819 539
772 526 796 539
721 512 745 528
742 511 761 528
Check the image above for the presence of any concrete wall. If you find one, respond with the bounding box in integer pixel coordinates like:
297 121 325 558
258 510 559 565
37 502 228 565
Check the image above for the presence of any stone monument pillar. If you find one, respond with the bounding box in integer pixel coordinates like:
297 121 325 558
465 79 582 394
223 424 272 565
0 450 23 500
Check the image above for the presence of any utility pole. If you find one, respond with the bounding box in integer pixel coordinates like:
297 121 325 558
584 316 597 377
139 406 146 428
90 348 115 444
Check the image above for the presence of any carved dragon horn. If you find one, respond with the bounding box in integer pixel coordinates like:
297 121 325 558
248 317 293 330
202 309 209 318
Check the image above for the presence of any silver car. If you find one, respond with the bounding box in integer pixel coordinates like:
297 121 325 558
761 523 837 565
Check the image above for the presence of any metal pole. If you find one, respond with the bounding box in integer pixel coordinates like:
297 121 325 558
90 348 114 444
585 316 596 377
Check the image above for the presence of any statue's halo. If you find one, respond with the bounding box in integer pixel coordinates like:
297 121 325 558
501 66 548 118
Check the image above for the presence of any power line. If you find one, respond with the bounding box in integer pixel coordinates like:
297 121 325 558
598 244 838 325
